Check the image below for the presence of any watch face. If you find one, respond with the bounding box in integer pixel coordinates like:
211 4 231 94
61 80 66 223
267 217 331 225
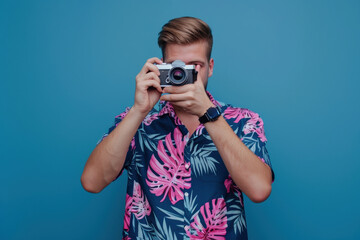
199 107 221 124
207 107 220 119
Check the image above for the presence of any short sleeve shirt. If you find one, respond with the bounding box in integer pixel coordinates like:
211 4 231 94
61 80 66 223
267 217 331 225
98 92 274 240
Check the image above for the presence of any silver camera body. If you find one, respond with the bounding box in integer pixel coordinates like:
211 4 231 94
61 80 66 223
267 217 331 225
156 60 197 87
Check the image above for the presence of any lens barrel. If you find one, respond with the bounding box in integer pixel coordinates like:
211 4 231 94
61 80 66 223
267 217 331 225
169 67 187 85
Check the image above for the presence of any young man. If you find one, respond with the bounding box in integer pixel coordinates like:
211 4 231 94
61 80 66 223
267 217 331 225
81 17 274 239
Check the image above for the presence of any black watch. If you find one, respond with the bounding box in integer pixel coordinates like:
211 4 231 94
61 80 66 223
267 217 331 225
199 106 221 124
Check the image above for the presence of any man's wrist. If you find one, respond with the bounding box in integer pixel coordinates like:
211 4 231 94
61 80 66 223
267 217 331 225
199 106 221 124
129 105 150 121
197 101 215 117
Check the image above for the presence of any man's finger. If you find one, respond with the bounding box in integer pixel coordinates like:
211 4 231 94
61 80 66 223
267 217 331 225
140 63 160 76
163 84 194 94
160 93 189 102
140 58 163 75
195 64 201 72
194 65 204 86
147 57 163 65
140 80 163 93
143 72 160 82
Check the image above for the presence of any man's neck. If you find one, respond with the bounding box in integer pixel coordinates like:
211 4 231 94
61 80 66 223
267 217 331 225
173 106 200 136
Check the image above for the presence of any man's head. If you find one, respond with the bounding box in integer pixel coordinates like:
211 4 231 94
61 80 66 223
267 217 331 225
158 17 214 89
158 17 213 62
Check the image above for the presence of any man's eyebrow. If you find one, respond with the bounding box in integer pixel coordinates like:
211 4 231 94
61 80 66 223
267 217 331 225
188 60 205 65
165 59 205 65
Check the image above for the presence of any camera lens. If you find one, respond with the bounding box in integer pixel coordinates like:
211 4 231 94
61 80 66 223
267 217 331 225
169 67 187 85
173 70 183 80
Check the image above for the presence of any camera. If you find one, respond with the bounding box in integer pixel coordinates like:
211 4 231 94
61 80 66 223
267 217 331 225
156 60 197 87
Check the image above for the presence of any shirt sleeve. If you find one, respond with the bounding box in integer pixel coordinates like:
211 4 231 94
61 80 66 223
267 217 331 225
96 107 135 181
238 111 275 182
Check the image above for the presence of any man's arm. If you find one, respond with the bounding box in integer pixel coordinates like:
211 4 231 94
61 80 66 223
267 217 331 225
203 116 273 203
81 57 163 193
81 108 146 193
160 66 272 203
162 88 272 202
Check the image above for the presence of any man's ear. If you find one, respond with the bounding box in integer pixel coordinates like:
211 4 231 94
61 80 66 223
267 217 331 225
208 58 214 78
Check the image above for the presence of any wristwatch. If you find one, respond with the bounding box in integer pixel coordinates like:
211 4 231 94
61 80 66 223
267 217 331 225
199 106 221 124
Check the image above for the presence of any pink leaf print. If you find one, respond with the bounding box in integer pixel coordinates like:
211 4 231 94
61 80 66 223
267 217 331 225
243 117 266 142
146 128 191 204
130 138 135 150
115 107 131 126
158 102 182 125
113 108 136 151
223 107 253 123
223 107 267 142
186 198 228 240
206 91 221 107
195 125 205 136
130 181 151 220
124 194 132 231
143 113 159 126
257 156 265 163
224 176 244 207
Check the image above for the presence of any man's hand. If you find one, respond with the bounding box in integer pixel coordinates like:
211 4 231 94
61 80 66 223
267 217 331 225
160 65 214 117
81 57 163 193
133 57 163 114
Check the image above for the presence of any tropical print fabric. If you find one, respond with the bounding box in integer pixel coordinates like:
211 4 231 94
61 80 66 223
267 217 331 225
98 92 274 240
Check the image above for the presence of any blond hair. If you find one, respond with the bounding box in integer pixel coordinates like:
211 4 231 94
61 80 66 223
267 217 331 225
158 17 213 60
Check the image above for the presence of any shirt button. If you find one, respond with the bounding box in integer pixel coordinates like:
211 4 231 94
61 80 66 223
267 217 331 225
185 163 190 169
184 192 189 197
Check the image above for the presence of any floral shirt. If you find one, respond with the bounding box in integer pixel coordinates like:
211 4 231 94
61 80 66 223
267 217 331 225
98 92 274 240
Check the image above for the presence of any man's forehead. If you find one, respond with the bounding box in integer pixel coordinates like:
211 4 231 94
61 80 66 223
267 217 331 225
164 43 208 64
165 58 206 65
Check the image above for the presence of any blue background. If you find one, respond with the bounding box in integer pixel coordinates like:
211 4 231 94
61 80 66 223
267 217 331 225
1 0 359 239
